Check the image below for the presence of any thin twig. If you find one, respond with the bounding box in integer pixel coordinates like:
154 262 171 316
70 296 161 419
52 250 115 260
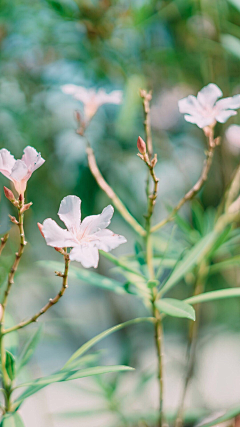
140 89 153 159
3 255 70 335
151 131 218 233
86 145 146 237
0 234 9 256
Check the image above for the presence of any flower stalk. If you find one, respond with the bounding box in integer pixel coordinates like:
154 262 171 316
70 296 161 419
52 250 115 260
151 128 218 233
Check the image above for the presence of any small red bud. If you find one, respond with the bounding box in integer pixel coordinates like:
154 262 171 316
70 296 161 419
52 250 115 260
37 222 44 238
74 110 82 123
137 136 146 155
4 187 17 205
151 154 158 168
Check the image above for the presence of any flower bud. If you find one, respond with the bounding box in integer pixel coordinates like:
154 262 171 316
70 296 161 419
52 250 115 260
9 215 19 225
20 202 33 214
137 136 146 155
4 187 18 206
151 154 158 168
74 110 82 124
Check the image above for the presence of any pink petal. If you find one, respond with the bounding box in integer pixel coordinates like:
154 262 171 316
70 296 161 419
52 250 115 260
184 114 214 128
215 110 237 123
22 146 45 173
215 94 240 110
79 205 114 237
58 195 81 234
0 149 16 179
93 229 127 252
69 244 99 268
96 89 122 106
197 83 222 108
225 125 240 148
10 160 28 181
42 218 78 248
178 95 201 114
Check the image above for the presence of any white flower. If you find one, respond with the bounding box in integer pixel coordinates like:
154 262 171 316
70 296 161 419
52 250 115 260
41 195 127 268
178 83 240 128
225 125 240 152
0 146 45 196
61 84 122 122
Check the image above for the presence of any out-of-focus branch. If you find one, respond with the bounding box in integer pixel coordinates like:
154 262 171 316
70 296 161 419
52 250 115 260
140 89 153 159
151 130 218 233
0 234 9 256
86 145 146 237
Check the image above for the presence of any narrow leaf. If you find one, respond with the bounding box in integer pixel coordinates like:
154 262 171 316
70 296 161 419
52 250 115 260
38 261 128 295
63 317 155 369
160 232 216 295
14 365 133 406
17 326 43 373
5 351 16 381
156 298 195 321
1 412 25 427
209 255 240 275
185 288 240 305
197 406 240 427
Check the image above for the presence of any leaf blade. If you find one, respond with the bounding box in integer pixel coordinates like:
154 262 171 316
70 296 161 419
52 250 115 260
156 298 195 321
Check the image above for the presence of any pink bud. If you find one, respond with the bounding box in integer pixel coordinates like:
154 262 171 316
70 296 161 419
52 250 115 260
9 215 19 225
137 136 146 154
20 202 33 214
4 187 17 205
37 222 44 238
74 110 82 123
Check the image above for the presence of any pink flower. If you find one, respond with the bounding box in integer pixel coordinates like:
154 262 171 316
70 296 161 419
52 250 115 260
41 195 127 268
225 125 240 152
61 84 122 122
178 83 240 128
0 146 45 196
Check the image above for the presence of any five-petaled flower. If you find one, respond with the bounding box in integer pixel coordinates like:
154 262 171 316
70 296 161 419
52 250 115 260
61 84 122 123
40 195 127 268
0 146 45 196
178 83 240 129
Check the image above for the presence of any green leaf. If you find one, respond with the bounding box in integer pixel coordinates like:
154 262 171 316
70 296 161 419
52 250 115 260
14 365 133 406
209 255 240 275
99 250 146 278
1 412 25 427
38 261 128 295
197 406 240 427
63 317 155 370
5 351 16 381
155 298 195 321
17 326 43 373
221 34 240 58
228 0 240 12
184 288 240 305
160 232 216 295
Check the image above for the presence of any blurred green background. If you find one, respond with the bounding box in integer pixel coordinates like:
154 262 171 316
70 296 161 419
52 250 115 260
0 0 240 426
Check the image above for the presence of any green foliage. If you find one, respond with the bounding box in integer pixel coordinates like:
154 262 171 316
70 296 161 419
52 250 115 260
16 326 43 374
5 351 16 381
0 413 25 427
156 298 196 321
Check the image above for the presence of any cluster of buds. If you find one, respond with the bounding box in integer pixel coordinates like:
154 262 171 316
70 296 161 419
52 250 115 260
4 187 32 220
137 136 158 168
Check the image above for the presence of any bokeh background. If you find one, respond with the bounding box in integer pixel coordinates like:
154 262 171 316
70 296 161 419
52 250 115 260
0 0 240 426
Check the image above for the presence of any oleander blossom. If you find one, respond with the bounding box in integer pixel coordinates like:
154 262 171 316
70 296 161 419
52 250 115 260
61 84 122 122
225 125 240 151
178 83 240 128
0 146 45 196
41 195 127 268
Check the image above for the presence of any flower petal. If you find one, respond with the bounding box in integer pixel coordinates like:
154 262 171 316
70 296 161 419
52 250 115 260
178 95 200 114
215 110 237 123
79 205 114 236
197 83 222 108
0 149 16 179
10 160 28 181
225 125 240 148
58 195 81 234
184 114 214 128
22 146 45 172
93 229 127 252
61 84 91 104
215 94 240 110
42 218 78 248
69 244 99 268
96 89 122 106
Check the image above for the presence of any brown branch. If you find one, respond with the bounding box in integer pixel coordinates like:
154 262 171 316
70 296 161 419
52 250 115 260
3 255 70 335
0 234 9 256
86 145 146 237
151 132 218 233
